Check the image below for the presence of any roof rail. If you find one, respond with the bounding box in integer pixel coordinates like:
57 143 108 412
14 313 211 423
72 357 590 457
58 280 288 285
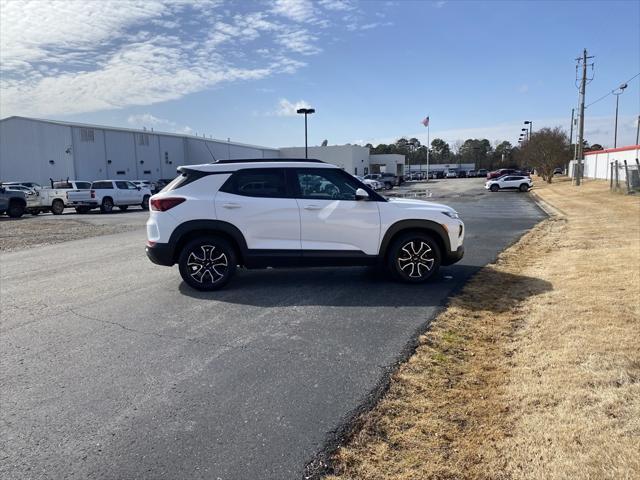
212 158 325 164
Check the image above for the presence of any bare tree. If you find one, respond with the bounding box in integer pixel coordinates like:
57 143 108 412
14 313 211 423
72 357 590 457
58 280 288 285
521 127 569 183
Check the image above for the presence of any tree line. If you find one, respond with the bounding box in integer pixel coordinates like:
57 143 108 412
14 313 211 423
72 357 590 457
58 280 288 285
361 129 599 178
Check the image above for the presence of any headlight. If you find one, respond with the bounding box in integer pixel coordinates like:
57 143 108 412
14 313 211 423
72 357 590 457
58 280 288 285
442 210 459 219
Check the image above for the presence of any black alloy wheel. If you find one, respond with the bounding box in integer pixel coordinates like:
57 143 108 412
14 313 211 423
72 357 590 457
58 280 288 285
388 233 441 283
490 184 499 192
178 237 237 291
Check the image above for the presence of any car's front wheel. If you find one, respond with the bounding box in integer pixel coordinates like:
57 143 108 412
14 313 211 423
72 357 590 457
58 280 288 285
387 232 441 283
519 183 529 192
490 184 499 192
178 237 237 291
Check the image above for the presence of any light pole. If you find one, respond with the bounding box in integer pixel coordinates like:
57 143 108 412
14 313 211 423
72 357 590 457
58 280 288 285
612 83 627 148
521 128 528 142
296 108 315 158
524 120 533 139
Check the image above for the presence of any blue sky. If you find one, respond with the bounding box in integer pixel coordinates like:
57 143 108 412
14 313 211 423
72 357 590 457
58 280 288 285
1 0 638 149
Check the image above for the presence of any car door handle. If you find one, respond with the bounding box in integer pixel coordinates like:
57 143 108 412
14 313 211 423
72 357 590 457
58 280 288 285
303 205 322 210
222 203 241 209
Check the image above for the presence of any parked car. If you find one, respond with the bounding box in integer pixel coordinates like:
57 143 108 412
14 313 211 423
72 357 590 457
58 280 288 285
154 178 175 193
445 170 458 179
477 169 488 177
364 173 396 190
354 175 383 190
458 170 467 178
67 180 152 213
485 175 533 192
146 158 465 290
32 179 93 215
0 185 27 217
553 167 563 175
487 168 518 179
3 181 43 190
1 184 41 214
467 170 477 177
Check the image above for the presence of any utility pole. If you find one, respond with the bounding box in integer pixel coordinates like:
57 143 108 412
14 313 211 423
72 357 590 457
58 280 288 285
636 114 640 145
568 108 575 174
575 48 594 186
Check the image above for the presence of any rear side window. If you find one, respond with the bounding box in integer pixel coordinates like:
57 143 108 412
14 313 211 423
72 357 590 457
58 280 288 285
75 182 91 189
220 169 287 198
92 181 112 189
163 170 209 192
116 181 129 189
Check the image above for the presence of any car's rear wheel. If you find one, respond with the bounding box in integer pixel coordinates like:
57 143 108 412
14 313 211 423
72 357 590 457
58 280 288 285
387 232 441 283
51 199 64 215
519 183 529 192
178 237 237 291
100 197 114 213
490 184 499 192
7 200 25 218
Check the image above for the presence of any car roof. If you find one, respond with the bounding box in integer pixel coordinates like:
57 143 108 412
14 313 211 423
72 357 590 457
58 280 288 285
179 158 336 173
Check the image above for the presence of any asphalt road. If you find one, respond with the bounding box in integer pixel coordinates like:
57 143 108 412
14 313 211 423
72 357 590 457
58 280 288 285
0 179 545 480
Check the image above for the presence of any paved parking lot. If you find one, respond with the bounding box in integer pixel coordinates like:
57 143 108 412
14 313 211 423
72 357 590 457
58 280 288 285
0 178 545 479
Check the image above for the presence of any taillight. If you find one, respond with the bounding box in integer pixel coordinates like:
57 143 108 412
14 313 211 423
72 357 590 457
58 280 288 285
90 190 95 198
150 197 185 211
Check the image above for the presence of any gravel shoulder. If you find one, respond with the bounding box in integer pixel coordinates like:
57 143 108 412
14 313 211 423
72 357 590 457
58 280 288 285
0 215 143 253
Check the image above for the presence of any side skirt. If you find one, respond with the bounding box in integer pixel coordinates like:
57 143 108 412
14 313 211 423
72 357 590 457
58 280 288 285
243 250 379 269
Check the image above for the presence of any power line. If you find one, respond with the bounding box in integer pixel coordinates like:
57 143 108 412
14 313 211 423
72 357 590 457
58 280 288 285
586 72 640 108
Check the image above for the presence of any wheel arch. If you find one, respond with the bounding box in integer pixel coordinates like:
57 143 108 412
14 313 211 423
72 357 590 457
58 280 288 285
169 220 248 265
9 197 27 207
379 220 450 260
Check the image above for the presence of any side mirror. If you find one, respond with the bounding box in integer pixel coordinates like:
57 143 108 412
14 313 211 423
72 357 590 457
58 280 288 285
136 186 141 190
355 188 369 200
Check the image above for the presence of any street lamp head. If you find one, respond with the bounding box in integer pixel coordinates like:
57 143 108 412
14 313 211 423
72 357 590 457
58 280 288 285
521 128 527 131
524 120 531 125
296 108 315 114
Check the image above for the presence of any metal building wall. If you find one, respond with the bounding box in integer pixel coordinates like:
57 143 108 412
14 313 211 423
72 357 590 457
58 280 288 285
158 136 186 179
0 117 75 185
71 126 107 181
134 132 162 180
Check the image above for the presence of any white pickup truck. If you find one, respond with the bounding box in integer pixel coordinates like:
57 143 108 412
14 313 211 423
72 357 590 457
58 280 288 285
67 180 151 213
36 180 93 214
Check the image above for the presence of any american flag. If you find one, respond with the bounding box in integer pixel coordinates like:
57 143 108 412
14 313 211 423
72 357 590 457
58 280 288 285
421 116 429 127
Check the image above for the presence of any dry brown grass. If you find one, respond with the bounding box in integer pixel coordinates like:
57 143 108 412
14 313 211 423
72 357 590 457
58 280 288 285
327 178 640 480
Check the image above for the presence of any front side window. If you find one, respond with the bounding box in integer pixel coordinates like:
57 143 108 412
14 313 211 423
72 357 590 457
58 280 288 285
127 181 138 189
116 181 128 189
294 168 362 201
221 168 287 198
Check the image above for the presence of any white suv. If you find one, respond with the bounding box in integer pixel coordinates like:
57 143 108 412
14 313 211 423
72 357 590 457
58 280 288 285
146 159 465 290
485 175 532 192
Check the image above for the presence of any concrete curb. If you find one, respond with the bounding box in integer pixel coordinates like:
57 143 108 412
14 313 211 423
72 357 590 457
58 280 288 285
529 190 566 218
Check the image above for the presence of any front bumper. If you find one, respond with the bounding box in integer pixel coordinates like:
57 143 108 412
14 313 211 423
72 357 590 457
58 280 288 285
145 242 174 266
443 245 464 266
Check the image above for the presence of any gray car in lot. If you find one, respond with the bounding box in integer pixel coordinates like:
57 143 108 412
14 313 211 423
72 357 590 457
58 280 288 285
0 185 27 218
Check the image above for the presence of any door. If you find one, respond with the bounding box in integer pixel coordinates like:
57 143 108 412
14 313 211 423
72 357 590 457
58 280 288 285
292 168 381 254
215 168 300 250
126 181 144 203
114 181 135 204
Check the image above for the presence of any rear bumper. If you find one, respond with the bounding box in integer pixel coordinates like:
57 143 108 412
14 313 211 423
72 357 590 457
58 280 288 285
68 201 98 207
145 242 174 266
443 245 464 266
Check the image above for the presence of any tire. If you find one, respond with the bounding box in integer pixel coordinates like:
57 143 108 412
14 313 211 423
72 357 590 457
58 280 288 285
141 195 150 211
384 182 393 190
7 200 25 218
30 209 41 216
75 207 90 214
51 199 65 215
178 237 237 291
519 184 529 192
100 197 114 213
490 184 499 192
387 232 441 283
119 205 129 211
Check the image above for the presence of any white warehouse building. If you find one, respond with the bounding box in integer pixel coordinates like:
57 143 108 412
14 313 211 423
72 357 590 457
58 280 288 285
0 116 405 185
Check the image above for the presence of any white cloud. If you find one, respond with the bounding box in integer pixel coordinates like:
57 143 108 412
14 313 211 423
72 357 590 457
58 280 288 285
319 0 355 11
271 0 315 22
518 84 529 94
127 112 192 134
274 98 312 116
0 0 386 117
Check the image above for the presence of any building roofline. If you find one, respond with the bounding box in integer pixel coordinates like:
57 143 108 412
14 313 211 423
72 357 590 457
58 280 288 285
0 115 278 151
584 145 640 155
